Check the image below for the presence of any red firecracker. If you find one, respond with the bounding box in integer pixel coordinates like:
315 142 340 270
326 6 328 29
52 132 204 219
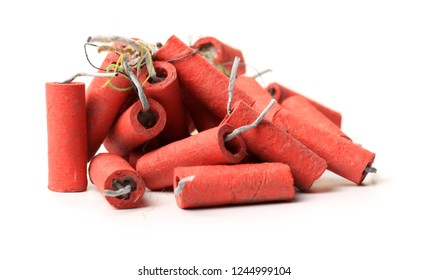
103 98 166 158
89 153 145 209
46 82 87 192
174 163 295 209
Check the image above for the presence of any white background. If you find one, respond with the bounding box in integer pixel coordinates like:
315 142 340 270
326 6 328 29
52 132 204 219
1 1 428 279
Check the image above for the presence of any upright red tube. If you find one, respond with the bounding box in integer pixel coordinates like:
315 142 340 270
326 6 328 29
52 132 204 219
193 36 246 75
267 82 342 127
221 101 327 190
136 125 246 190
46 82 87 192
173 163 295 209
103 98 166 158
86 52 134 161
138 61 189 144
89 153 145 209
155 36 255 121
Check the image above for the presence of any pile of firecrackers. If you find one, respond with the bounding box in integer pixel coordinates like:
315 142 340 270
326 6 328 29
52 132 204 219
45 35 376 209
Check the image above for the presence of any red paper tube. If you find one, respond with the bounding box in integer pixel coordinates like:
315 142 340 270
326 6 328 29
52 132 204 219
138 61 189 144
86 52 134 161
103 98 166 158
89 153 145 209
155 36 255 121
221 101 327 190
281 96 351 140
173 163 295 209
193 36 246 75
273 109 375 185
136 124 246 190
267 83 342 127
46 82 88 192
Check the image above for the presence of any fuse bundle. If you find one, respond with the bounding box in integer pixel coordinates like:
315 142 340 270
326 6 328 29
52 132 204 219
45 35 376 209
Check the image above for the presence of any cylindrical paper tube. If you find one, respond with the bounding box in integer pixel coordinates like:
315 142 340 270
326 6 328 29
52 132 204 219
174 163 295 209
46 82 87 192
136 124 246 190
103 98 166 158
273 109 375 185
89 153 145 209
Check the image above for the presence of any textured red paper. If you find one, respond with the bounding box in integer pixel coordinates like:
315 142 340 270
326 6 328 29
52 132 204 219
103 98 166 158
174 163 295 209
46 82 87 192
273 109 375 185
281 95 350 140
